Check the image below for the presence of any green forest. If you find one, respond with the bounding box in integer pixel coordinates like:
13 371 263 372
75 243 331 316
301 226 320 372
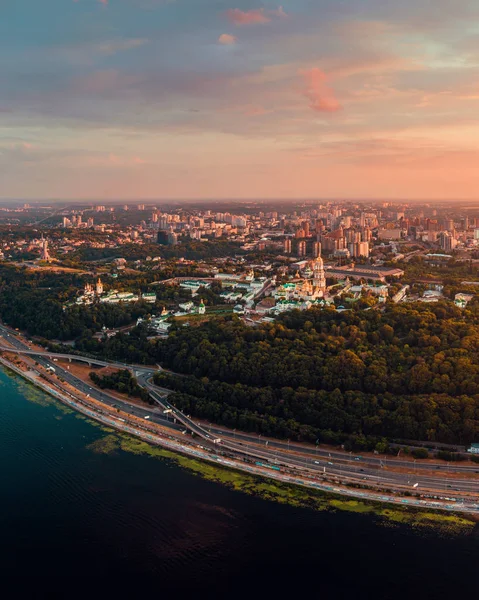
152 302 479 448
89 370 152 404
0 264 192 340
71 240 245 263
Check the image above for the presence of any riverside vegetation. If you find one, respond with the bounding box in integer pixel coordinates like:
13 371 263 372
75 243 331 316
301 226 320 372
88 431 476 535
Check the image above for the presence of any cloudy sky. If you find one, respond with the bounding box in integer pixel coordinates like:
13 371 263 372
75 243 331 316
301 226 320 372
1 0 479 200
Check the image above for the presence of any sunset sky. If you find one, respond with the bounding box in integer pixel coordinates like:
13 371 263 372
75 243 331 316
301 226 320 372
2 0 479 200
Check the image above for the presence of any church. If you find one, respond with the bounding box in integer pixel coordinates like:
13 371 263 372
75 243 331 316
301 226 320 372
273 257 328 303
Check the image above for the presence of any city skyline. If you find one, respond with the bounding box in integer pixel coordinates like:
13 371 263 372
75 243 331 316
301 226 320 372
2 1 479 200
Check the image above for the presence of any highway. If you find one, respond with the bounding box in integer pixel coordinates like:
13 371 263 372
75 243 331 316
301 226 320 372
139 376 479 496
0 341 153 374
1 323 479 504
0 327 179 432
199 425 479 474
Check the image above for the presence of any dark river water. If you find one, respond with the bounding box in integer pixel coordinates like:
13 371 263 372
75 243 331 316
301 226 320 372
0 369 477 599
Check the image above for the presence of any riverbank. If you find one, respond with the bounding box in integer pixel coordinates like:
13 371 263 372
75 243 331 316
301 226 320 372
0 354 477 528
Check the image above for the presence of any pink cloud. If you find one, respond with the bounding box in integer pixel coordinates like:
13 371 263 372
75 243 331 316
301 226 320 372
301 68 341 113
218 33 237 45
226 7 287 26
226 8 270 25
99 0 108 5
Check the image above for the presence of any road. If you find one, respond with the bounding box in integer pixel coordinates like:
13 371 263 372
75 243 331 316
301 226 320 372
1 323 479 504
139 376 479 496
0 341 153 374
0 326 179 433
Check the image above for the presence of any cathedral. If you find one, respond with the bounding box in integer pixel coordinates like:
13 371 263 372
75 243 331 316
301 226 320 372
296 257 327 299
274 257 328 303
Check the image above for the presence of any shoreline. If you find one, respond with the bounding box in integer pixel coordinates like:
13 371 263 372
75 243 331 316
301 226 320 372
0 354 478 520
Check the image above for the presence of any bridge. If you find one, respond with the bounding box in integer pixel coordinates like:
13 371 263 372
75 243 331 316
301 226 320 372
0 345 154 373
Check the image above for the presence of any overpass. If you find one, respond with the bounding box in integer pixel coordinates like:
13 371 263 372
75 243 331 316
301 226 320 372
2 325 479 504
0 344 154 373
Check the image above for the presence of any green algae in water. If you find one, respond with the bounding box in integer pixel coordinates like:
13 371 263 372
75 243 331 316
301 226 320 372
4 370 75 415
87 435 121 455
87 432 476 535
15 378 54 408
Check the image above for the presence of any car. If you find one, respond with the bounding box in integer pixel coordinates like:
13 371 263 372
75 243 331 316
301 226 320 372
314 461 320 465
327 462 333 466
144 416 150 420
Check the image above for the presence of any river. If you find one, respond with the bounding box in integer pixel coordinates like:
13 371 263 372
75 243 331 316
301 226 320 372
0 368 477 599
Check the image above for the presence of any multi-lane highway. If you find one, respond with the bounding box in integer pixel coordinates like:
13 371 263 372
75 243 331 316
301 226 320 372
0 326 178 431
139 376 479 496
1 323 479 504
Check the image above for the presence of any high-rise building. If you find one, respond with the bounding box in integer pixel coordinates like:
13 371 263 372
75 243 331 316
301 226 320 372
439 231 457 252
360 226 372 242
157 230 169 245
348 241 370 258
443 218 454 232
345 228 360 244
158 216 169 230
312 241 321 258
283 239 292 254
297 240 307 257
167 228 178 246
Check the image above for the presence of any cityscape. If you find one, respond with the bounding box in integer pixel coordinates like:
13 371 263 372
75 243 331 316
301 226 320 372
2 0 479 597
1 200 479 497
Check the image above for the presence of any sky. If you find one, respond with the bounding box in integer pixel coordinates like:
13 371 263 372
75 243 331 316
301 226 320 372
1 0 479 201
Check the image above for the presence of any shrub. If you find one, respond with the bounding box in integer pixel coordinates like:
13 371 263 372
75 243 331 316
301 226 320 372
412 448 429 459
